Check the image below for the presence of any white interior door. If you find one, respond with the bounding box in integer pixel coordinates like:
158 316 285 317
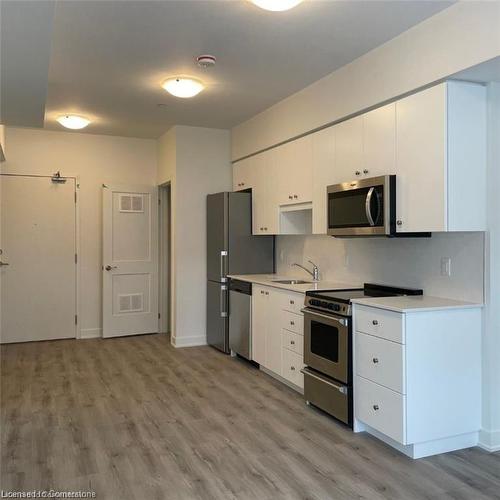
0 174 77 343
103 184 158 338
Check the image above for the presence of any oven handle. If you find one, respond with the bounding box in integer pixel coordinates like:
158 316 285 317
301 308 347 327
301 368 348 394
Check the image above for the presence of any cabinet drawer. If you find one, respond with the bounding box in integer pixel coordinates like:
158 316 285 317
355 305 404 343
282 330 303 355
355 376 406 444
282 292 303 315
282 349 304 388
282 310 303 335
355 332 405 394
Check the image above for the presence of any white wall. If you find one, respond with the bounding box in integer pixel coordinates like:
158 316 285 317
232 1 500 160
157 126 231 347
482 82 500 451
1 127 157 338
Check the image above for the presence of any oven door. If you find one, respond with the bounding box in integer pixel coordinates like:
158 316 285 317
303 308 350 383
327 175 395 237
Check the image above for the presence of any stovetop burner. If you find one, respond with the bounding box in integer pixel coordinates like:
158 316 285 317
305 283 423 316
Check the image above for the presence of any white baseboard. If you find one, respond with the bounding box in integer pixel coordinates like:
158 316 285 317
171 334 207 348
80 328 102 339
478 429 500 452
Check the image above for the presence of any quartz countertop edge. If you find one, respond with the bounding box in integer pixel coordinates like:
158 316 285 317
351 295 484 313
228 274 361 294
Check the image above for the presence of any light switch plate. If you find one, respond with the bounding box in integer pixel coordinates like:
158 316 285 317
441 257 451 277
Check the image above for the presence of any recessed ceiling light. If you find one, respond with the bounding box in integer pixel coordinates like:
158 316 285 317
250 0 303 11
56 115 90 129
162 77 204 98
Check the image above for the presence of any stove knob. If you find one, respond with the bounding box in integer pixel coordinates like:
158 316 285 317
327 303 335 310
334 304 341 312
321 301 329 308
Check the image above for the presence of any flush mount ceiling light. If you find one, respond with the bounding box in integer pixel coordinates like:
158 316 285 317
250 0 303 11
56 114 90 129
162 77 204 98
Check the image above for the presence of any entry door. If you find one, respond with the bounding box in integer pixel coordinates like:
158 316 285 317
0 175 77 343
102 184 158 338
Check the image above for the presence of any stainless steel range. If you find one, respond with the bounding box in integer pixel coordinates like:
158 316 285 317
301 283 423 428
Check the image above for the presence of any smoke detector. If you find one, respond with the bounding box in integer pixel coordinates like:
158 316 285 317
197 55 216 68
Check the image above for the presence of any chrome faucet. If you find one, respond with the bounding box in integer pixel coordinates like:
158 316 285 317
292 260 320 281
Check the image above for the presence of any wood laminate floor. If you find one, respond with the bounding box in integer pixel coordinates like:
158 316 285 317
1 334 499 500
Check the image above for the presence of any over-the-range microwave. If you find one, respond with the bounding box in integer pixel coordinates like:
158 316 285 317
327 175 396 237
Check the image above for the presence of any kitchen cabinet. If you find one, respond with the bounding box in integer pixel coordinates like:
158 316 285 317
252 284 305 389
353 303 482 458
311 127 335 234
395 82 486 233
334 115 363 184
363 103 396 178
274 135 313 206
252 151 279 235
233 156 256 192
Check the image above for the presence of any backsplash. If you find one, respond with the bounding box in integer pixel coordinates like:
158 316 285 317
276 232 485 303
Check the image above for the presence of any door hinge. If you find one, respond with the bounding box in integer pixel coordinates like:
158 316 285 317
75 315 78 325
158 198 161 205
75 253 78 264
74 191 77 203
158 313 161 319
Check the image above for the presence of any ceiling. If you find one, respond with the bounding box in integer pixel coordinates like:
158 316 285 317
2 0 455 138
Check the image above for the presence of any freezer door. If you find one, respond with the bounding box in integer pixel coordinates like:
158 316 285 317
207 280 229 353
228 192 274 275
228 289 251 359
207 193 228 282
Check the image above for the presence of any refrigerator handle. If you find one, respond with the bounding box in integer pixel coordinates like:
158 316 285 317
220 285 228 318
220 250 228 282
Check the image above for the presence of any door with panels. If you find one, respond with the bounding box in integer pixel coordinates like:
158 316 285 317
102 184 159 338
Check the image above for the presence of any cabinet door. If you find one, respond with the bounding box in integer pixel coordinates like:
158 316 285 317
396 85 447 233
265 289 283 375
334 116 363 184
233 157 255 192
363 103 396 178
311 127 335 234
251 285 267 365
252 152 278 235
274 136 313 205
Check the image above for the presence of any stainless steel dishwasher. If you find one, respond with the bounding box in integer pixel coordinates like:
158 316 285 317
229 279 252 360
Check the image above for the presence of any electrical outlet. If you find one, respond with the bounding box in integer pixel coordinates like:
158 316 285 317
441 257 451 277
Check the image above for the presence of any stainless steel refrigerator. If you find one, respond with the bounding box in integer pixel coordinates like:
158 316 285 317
207 192 274 353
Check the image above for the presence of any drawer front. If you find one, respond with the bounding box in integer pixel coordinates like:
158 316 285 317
355 376 406 444
355 332 405 394
282 292 303 315
282 329 303 356
282 310 303 335
355 305 404 343
282 348 304 388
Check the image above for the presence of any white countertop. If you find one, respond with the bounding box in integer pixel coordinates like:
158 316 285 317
351 295 483 313
228 274 360 294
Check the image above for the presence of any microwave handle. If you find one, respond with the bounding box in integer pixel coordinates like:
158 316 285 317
365 187 376 226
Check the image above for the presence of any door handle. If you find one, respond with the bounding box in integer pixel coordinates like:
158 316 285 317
105 265 118 271
365 187 375 226
220 285 228 318
220 251 228 282
0 261 9 267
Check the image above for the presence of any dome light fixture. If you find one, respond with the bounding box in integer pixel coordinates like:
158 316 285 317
56 114 90 130
250 0 303 11
162 77 205 98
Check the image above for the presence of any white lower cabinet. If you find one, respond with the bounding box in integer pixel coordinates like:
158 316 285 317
252 285 304 390
353 303 482 458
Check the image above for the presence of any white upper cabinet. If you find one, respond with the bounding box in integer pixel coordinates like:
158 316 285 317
395 82 486 233
334 115 363 184
252 150 279 235
233 156 256 192
311 127 336 234
274 135 313 205
363 103 396 178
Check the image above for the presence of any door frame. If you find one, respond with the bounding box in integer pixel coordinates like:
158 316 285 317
0 173 81 340
158 182 171 335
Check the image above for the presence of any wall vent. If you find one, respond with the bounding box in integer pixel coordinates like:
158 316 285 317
119 194 144 213
118 293 144 313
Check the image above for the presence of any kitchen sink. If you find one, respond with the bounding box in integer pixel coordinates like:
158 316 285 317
272 279 312 285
